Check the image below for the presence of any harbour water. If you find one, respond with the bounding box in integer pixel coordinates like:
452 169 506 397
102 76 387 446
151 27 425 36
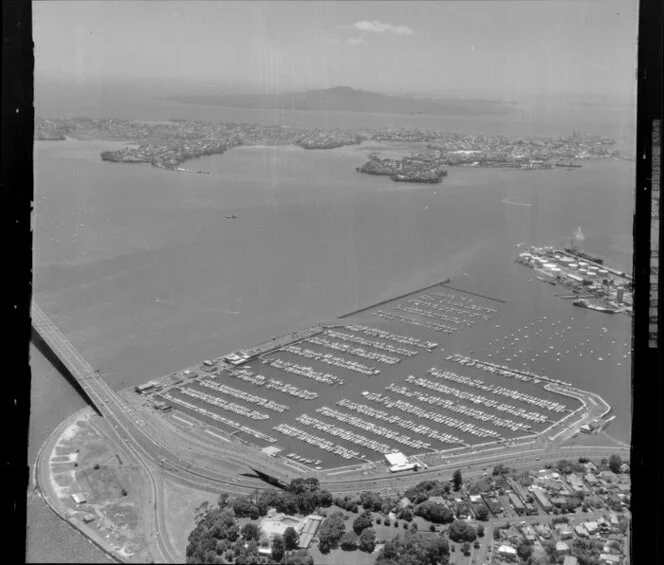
29 105 633 561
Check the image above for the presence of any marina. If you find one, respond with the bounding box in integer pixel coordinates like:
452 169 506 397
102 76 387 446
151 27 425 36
143 277 611 471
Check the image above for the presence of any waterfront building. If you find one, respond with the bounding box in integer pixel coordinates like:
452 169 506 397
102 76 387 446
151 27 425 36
384 451 416 472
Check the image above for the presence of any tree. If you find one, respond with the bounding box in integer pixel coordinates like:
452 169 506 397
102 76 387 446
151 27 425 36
340 531 359 551
241 523 260 541
283 526 300 551
317 511 346 551
353 511 373 534
609 454 622 473
476 524 485 537
186 508 240 564
360 491 384 512
271 535 285 562
448 520 476 543
283 550 314 565
359 527 377 553
492 463 509 476
414 501 454 524
452 469 463 492
375 533 449 565
461 541 471 556
475 506 489 521
517 541 533 561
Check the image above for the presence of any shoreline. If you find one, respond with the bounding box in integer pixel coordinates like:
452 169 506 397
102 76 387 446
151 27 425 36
32 408 127 564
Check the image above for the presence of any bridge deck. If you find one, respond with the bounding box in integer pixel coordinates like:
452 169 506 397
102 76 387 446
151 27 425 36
31 301 101 403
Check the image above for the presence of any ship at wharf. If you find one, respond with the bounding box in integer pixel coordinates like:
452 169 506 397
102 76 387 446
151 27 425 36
516 245 633 315
130 273 613 479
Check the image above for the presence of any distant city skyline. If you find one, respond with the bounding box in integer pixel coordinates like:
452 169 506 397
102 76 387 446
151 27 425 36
35 1 637 102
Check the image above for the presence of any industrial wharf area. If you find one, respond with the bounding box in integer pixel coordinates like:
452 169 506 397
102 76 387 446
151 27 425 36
516 246 633 316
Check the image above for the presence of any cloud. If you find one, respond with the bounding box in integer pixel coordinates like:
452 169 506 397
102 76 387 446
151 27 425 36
353 20 413 36
348 37 368 46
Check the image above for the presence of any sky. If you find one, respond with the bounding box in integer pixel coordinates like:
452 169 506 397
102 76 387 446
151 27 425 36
34 1 638 101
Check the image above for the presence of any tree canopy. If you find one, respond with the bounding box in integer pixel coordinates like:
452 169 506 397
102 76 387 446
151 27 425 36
353 511 374 535
359 528 377 553
448 520 477 543
283 526 300 551
186 508 239 564
608 454 623 473
452 470 463 492
340 531 359 551
271 535 285 562
318 511 346 553
414 501 454 524
375 531 450 565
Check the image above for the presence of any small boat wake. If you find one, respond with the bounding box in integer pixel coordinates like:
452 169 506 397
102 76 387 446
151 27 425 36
502 197 533 207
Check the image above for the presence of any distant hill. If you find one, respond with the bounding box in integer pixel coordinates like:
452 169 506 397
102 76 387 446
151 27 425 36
171 86 519 116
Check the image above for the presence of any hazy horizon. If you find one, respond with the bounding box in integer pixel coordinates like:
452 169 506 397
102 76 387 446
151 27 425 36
35 1 638 106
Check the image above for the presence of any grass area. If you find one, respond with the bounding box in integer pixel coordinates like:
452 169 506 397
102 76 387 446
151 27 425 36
162 476 220 561
308 546 379 565
77 465 132 501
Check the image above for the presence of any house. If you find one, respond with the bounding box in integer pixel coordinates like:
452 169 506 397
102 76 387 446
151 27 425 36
599 471 617 482
566 473 585 492
585 494 604 508
522 525 537 542
397 497 412 509
483 496 503 515
575 524 589 538
531 488 553 511
455 501 472 519
600 554 621 564
558 525 574 540
534 524 552 539
509 493 525 514
551 496 568 507
582 461 598 472
563 557 579 565
497 545 518 560
525 503 538 516
468 494 482 504
619 463 630 473
597 518 611 532
428 496 446 505
584 521 599 535
556 541 570 554
467 483 481 496
584 473 599 486
494 476 509 491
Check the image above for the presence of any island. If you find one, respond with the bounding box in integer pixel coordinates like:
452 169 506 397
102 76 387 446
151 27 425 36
35 117 620 178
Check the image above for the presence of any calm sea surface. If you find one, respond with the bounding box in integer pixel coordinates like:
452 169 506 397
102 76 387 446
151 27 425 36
28 103 634 562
